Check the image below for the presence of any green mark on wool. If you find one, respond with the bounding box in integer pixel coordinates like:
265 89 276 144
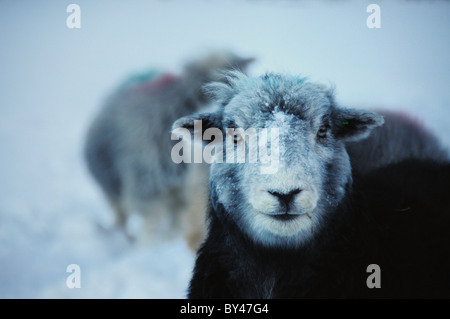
119 69 161 91
341 121 349 125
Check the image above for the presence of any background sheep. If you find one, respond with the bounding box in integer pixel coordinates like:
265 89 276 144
84 53 253 248
173 71 450 298
347 110 449 174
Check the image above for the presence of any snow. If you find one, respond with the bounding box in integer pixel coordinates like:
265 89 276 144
0 0 449 298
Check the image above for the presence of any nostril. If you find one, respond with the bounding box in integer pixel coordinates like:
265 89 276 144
268 188 302 208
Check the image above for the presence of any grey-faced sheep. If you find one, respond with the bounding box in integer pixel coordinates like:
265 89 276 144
84 53 253 249
173 71 450 298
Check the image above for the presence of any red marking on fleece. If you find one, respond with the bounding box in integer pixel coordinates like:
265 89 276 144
387 110 426 132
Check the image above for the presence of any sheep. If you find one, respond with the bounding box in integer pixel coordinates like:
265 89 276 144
84 52 254 248
172 71 450 298
180 109 449 250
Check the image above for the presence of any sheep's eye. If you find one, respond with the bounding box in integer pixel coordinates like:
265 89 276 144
317 126 328 138
233 133 243 143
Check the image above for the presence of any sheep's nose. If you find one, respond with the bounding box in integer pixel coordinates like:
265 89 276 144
268 189 302 210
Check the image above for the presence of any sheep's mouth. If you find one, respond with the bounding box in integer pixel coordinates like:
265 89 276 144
270 213 301 222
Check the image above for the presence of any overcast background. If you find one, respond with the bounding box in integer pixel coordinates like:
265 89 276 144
0 0 449 298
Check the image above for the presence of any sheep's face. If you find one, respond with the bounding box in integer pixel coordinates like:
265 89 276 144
173 72 383 247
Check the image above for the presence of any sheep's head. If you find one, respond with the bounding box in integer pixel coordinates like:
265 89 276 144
183 52 255 103
172 72 383 247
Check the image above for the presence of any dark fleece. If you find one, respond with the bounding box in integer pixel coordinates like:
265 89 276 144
188 159 450 298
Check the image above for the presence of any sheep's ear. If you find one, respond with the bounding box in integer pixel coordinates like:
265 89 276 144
332 108 384 142
172 112 222 140
230 56 256 72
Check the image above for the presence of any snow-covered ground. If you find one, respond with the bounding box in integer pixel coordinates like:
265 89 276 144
0 0 449 298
